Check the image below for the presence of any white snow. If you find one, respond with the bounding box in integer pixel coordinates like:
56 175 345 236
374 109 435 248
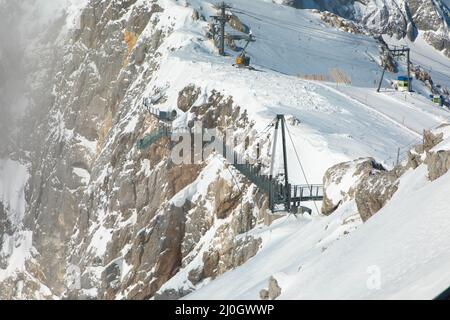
325 160 363 205
187 164 450 300
75 134 97 155
0 231 33 282
3 0 450 299
432 125 450 151
88 224 113 258
0 159 33 282
87 207 114 258
140 0 450 300
146 0 450 186
0 159 29 227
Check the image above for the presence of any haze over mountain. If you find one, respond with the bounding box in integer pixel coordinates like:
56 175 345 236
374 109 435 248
0 0 449 300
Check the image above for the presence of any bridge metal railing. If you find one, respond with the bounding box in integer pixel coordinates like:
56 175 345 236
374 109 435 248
137 126 171 150
213 136 324 211
291 184 324 200
137 122 324 212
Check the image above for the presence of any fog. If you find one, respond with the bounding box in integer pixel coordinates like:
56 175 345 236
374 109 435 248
0 1 25 154
0 0 68 155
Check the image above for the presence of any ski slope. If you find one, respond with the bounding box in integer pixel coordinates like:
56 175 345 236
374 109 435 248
151 0 449 184
154 57 416 184
214 0 385 87
186 123 450 299
187 162 450 300
148 0 450 300
336 86 449 136
384 34 450 90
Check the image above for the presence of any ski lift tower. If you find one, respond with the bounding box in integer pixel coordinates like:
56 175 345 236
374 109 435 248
211 2 232 56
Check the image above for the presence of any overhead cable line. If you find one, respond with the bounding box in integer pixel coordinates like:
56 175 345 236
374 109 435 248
285 122 321 216
231 8 378 47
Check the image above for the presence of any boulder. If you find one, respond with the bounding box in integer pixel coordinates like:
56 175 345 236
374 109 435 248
267 276 282 300
322 157 400 222
259 289 269 300
355 170 400 222
178 85 201 112
322 158 385 215
213 178 240 219
426 150 450 181
202 251 220 279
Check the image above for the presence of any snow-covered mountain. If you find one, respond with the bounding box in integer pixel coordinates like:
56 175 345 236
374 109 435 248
186 126 450 299
0 0 449 300
279 0 450 57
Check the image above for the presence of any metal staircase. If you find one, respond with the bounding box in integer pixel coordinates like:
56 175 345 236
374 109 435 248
143 98 178 122
139 97 323 213
137 98 178 150
137 126 171 150
224 143 323 212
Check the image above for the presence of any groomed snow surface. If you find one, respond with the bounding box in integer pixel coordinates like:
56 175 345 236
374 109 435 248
188 164 450 300
150 0 450 183
144 0 450 300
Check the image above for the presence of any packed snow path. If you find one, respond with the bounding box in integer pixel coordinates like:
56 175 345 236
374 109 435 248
332 86 450 136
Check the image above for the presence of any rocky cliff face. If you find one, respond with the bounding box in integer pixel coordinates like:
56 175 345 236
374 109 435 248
0 0 269 299
281 0 450 57
2 0 449 300
322 126 450 222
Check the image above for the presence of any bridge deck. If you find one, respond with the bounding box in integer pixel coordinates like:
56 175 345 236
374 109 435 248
290 184 324 202
137 119 324 212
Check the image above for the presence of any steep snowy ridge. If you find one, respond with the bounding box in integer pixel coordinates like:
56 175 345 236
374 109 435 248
0 0 449 299
188 125 450 300
281 0 450 57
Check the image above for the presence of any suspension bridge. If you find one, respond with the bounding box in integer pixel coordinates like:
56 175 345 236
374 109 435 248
137 100 324 213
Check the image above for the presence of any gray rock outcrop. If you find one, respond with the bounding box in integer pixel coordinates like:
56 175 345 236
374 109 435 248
259 276 282 300
323 127 450 222
283 0 450 57
322 157 387 216
0 0 268 300
322 157 403 222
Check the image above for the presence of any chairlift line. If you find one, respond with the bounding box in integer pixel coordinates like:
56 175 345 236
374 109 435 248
218 4 387 75
231 8 377 47
255 36 372 69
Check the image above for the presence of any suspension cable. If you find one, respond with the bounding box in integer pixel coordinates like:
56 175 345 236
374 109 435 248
225 162 249 238
285 121 321 216
255 118 276 139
